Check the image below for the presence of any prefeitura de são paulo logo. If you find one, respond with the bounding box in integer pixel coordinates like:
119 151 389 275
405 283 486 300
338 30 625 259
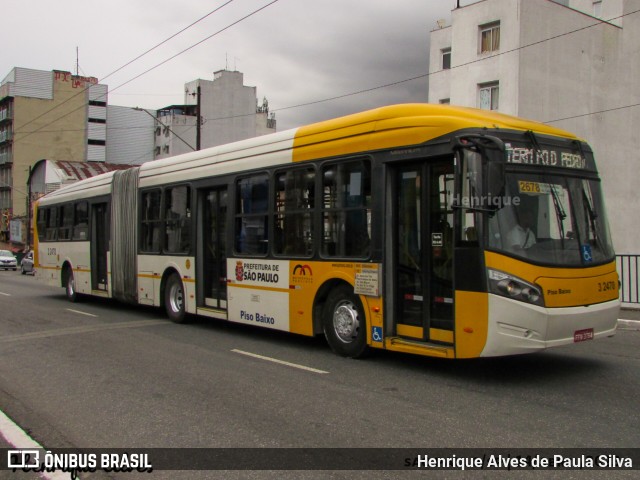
235 261 244 282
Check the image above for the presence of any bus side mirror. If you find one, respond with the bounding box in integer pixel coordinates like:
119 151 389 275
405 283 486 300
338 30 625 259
485 160 505 201
453 134 506 209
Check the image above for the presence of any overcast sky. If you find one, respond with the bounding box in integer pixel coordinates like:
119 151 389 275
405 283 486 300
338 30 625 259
1 0 470 131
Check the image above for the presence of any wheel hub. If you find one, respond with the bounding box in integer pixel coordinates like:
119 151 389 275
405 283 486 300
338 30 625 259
333 302 359 343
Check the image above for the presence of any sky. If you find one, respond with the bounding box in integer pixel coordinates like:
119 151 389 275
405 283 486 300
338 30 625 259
1 0 467 131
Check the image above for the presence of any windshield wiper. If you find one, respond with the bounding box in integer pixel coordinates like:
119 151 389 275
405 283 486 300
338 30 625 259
525 131 567 244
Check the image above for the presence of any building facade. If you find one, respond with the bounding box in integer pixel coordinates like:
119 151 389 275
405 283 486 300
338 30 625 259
0 67 107 242
428 0 640 255
106 105 156 165
154 69 276 160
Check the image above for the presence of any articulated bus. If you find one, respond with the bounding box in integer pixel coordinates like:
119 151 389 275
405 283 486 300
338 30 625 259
34 104 620 359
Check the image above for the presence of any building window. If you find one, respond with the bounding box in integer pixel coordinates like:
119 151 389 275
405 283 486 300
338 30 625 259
479 22 500 53
478 82 499 110
442 48 451 70
439 98 451 105
593 1 602 17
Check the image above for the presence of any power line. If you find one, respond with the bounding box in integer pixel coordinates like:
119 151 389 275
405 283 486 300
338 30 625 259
545 103 640 123
109 0 280 94
12 1 238 137
11 1 281 147
271 8 640 115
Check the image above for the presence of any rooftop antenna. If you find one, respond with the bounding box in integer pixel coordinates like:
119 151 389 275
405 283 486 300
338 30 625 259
225 52 228 70
76 47 79 76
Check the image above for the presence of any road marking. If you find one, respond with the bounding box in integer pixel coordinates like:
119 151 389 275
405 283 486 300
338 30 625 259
0 408 69 480
66 308 97 317
232 349 329 374
0 320 167 343
0 291 11 296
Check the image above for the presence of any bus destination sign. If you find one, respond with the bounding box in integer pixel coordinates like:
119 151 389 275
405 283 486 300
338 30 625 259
505 143 587 170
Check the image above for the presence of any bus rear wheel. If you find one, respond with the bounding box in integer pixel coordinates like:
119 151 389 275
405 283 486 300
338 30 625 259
322 285 369 358
164 273 187 323
65 269 79 303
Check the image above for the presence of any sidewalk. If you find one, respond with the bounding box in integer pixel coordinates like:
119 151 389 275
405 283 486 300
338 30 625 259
619 306 640 329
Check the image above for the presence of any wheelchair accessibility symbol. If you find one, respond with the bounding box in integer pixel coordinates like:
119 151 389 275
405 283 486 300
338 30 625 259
372 327 383 343
581 244 593 263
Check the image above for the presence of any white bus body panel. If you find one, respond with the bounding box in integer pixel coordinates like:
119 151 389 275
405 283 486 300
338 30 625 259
482 294 619 357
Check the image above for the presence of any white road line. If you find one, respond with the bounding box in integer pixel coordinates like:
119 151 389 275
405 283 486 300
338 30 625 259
0 291 11 296
232 349 329 374
0 320 167 343
0 408 69 480
66 308 97 318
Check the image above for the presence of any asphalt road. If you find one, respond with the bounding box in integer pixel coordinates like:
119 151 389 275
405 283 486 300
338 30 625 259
1 269 639 479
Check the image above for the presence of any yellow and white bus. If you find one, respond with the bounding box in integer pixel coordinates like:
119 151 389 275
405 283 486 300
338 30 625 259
34 104 620 358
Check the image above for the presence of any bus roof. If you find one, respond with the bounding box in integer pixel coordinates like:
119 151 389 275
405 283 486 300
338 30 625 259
292 103 581 162
38 103 582 199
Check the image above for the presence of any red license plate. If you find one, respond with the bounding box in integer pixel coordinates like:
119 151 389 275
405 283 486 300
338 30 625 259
574 328 594 342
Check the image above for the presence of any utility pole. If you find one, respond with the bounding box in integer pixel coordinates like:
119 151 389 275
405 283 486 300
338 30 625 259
196 85 201 151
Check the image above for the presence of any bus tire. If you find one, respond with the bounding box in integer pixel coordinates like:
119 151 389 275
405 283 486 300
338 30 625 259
164 273 187 323
322 285 369 358
65 268 79 303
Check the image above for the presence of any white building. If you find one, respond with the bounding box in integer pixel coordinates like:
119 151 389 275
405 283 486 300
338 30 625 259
106 106 156 165
154 69 276 160
428 0 640 255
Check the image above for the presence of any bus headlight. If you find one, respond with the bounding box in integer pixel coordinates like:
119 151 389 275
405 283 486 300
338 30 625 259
487 269 544 307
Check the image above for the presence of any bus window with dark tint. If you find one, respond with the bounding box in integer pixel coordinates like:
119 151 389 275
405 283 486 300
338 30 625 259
36 207 48 242
58 204 74 240
72 201 89 240
274 168 315 256
164 185 191 254
44 207 57 241
140 190 162 252
321 160 371 258
235 174 269 255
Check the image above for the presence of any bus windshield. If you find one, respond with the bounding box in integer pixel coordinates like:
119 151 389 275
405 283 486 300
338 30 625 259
487 172 615 266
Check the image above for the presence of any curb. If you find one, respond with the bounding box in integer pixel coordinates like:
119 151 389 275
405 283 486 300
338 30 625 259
618 319 640 329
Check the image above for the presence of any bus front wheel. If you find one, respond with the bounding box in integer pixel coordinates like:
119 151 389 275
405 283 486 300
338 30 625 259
322 285 369 358
164 273 187 323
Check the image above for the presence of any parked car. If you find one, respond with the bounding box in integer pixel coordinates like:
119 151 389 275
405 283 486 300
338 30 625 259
20 251 35 275
0 250 17 271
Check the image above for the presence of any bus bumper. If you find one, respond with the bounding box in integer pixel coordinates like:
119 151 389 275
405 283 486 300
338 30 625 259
481 294 620 357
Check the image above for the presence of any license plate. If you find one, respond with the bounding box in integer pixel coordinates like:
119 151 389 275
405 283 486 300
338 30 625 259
574 328 594 342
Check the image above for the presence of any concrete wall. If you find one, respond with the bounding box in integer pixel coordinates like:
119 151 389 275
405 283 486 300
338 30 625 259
107 106 156 165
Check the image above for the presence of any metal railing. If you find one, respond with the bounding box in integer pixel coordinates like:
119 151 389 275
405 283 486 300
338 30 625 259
617 255 640 304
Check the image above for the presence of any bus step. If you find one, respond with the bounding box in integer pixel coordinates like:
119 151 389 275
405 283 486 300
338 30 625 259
386 337 454 358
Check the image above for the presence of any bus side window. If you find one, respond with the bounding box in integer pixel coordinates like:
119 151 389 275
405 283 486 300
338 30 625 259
321 160 371 258
274 167 315 256
58 204 74 241
72 201 89 240
164 185 191 254
140 190 162 253
235 174 269 255
37 207 48 242
46 207 58 241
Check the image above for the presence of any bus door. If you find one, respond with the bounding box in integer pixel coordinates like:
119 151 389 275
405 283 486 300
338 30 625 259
198 187 228 310
394 160 455 343
90 202 109 291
